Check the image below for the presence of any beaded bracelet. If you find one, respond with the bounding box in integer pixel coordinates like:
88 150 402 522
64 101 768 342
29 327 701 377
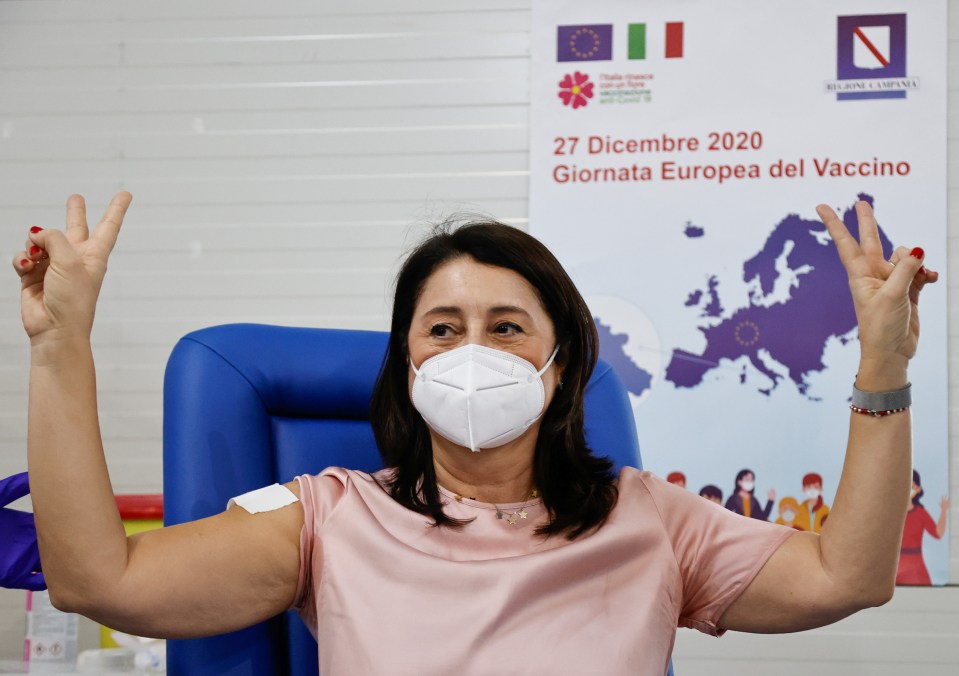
849 404 910 417
849 382 911 417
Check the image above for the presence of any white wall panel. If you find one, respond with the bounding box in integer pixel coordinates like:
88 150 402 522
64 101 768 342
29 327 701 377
0 0 955 672
0 176 528 208
0 21 517 43
0 0 529 21
0 200 529 231
674 588 959 675
122 34 530 67
0 153 528 182
2 59 530 90
0 80 530 115
3 107 529 137
0 33 529 69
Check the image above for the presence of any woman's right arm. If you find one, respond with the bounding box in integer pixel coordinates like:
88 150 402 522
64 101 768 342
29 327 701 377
16 193 303 638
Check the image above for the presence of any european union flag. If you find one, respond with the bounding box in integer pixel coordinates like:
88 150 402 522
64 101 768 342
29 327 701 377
557 25 613 62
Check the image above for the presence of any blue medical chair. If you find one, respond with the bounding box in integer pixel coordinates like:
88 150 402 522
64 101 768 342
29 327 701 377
163 324 670 676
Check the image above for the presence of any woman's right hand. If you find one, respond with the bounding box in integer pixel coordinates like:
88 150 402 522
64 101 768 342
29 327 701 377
11 192 132 346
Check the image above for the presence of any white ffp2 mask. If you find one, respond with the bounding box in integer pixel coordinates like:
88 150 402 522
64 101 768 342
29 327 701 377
410 344 560 452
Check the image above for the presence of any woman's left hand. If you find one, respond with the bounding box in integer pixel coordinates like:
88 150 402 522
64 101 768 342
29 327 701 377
724 202 939 634
816 201 938 376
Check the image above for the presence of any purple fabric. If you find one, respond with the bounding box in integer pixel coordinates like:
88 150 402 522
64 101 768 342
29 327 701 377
0 472 46 591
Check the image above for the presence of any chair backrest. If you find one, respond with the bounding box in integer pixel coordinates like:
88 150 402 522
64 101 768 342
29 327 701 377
163 323 643 676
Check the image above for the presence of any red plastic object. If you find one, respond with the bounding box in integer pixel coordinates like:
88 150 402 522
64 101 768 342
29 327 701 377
114 494 163 520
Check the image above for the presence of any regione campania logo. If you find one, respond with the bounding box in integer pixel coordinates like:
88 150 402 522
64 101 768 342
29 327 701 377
827 13 918 100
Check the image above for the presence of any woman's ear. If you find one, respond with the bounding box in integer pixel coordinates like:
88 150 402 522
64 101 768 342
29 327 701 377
553 345 567 385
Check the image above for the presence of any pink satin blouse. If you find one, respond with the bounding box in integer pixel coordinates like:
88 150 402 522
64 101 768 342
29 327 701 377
293 467 792 675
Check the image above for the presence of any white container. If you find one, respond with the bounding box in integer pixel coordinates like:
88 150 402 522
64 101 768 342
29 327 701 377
24 590 78 673
76 648 135 672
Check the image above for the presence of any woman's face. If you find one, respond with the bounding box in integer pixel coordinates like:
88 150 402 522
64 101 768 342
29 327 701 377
407 256 562 402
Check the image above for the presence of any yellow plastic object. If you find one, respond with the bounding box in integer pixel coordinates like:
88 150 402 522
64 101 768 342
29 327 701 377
100 496 163 648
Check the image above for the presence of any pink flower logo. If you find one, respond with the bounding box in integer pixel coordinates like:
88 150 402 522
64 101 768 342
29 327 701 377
558 71 594 109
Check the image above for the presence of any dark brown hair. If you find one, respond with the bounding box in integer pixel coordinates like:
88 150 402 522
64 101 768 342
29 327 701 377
370 219 617 539
911 470 924 507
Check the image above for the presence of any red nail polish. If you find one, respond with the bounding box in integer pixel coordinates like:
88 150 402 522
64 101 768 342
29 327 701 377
29 246 40 256
29 226 43 234
20 259 29 266
909 247 924 259
919 266 926 275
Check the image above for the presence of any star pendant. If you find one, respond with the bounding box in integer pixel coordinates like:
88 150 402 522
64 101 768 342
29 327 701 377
518 509 528 519
506 512 518 525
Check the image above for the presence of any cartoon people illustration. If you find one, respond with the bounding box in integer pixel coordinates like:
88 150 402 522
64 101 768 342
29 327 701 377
897 470 950 586
724 469 775 521
775 497 805 530
699 485 723 505
666 471 686 489
798 473 830 534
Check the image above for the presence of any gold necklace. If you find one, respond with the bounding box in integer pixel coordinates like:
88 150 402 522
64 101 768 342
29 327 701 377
495 489 539 525
452 489 540 525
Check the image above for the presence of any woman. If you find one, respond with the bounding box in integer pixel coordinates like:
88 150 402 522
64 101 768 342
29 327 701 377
775 496 804 531
724 469 775 521
13 194 935 674
896 470 950 585
799 472 831 534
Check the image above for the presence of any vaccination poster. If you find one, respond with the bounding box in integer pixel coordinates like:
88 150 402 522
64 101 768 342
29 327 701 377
529 0 950 583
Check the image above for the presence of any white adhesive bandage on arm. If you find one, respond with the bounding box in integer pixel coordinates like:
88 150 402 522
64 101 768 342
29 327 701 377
227 483 298 514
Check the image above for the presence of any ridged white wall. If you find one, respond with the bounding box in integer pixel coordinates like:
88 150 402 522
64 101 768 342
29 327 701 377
0 0 955 671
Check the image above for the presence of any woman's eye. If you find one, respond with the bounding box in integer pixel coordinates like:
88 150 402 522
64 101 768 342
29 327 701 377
429 324 452 337
495 322 522 335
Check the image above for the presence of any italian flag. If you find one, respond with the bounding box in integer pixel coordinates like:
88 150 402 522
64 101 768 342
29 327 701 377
628 22 684 59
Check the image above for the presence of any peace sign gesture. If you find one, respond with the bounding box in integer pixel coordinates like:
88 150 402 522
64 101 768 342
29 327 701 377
11 192 132 346
816 201 937 374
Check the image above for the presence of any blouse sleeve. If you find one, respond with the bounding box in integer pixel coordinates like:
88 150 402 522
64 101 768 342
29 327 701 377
638 471 795 636
290 469 349 634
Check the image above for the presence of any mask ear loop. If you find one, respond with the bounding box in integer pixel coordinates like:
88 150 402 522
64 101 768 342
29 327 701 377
532 345 561 381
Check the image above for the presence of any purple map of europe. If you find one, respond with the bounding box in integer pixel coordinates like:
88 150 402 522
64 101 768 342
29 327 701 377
595 195 892 399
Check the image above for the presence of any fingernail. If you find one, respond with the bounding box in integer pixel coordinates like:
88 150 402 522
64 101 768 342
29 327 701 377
29 226 43 234
909 247 924 259
20 259 29 266
29 246 40 256
919 266 926 275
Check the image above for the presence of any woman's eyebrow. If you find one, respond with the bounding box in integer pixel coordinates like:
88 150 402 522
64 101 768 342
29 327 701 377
421 306 463 318
488 305 533 319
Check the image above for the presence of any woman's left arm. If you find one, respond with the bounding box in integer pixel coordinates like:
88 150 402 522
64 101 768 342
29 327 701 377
719 201 937 633
936 498 949 538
